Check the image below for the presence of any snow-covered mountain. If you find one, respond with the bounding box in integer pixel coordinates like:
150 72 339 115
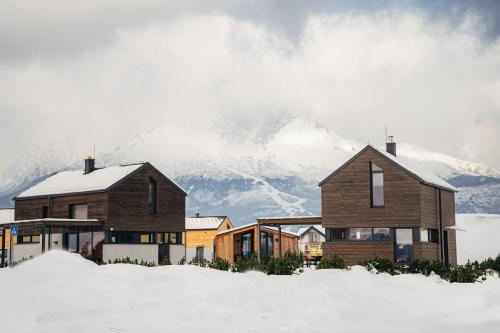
1 116 499 225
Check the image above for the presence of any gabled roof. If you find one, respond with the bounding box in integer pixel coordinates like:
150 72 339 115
297 225 325 237
216 222 299 237
15 162 187 200
185 216 230 230
318 145 457 192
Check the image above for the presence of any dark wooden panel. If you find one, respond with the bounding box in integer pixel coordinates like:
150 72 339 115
321 147 421 228
106 165 185 232
322 242 394 265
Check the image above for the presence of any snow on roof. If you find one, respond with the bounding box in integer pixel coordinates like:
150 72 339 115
217 222 298 237
370 145 457 192
0 208 14 224
297 225 325 237
186 216 226 230
16 163 145 199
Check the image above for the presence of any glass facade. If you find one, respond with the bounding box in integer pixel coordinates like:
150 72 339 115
348 228 373 241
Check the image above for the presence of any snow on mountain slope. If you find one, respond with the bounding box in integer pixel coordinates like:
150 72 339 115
0 116 498 222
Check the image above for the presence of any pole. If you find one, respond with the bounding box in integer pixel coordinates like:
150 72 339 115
257 222 261 261
1 228 5 267
9 230 13 266
41 224 46 254
278 225 282 257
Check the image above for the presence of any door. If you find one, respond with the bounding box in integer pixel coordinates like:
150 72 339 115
241 232 253 258
63 233 79 253
158 244 169 264
394 229 413 263
443 231 449 265
196 247 204 261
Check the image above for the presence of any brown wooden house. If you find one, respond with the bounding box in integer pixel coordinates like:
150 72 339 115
319 140 458 266
8 157 187 264
215 222 298 263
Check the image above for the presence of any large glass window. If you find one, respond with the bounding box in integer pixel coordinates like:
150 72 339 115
348 228 373 241
332 228 347 240
148 177 157 214
429 229 439 244
370 162 384 207
260 232 274 257
373 228 391 241
395 229 413 262
241 232 253 258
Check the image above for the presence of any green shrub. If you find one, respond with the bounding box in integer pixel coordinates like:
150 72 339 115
104 257 156 267
159 258 171 266
232 254 262 273
263 251 303 275
446 262 485 283
362 257 398 275
316 254 347 270
178 256 186 265
208 257 231 271
189 256 210 267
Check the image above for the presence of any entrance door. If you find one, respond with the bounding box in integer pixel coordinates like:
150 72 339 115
443 231 449 265
64 233 79 253
196 247 204 261
158 244 169 265
241 232 253 258
394 229 413 263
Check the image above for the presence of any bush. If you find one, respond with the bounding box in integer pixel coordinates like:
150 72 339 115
104 257 156 267
263 251 303 275
178 257 186 265
446 262 485 283
362 257 397 275
159 258 171 266
189 256 210 267
208 257 231 271
232 254 262 273
316 254 347 270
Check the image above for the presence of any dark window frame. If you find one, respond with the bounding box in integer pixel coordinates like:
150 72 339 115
369 162 385 208
68 203 89 219
148 177 158 215
326 227 393 243
17 235 41 244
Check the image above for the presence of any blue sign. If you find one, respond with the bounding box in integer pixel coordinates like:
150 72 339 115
10 226 17 236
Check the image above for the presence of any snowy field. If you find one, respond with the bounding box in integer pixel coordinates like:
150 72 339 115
0 214 499 333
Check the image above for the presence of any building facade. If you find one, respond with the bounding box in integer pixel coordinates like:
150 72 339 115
185 215 233 262
320 143 457 266
215 223 298 264
10 158 187 265
297 225 325 259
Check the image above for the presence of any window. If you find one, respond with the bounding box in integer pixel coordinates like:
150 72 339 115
373 228 391 241
370 162 384 207
348 228 373 241
42 206 49 218
332 228 347 241
148 178 157 214
18 235 40 244
140 234 154 244
241 232 253 258
260 232 274 257
420 228 430 242
429 229 439 244
69 204 88 219
309 232 319 242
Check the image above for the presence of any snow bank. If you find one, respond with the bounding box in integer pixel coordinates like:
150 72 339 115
456 214 500 264
1 250 500 333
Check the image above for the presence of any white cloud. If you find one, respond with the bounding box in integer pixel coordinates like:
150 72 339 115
0 10 499 172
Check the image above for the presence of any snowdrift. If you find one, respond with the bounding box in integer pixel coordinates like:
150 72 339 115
1 250 500 333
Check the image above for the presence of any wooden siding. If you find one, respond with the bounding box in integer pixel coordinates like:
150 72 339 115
186 218 233 248
321 147 421 229
322 242 394 265
15 193 108 222
215 225 298 263
106 165 185 232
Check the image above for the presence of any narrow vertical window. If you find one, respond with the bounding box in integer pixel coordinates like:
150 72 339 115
370 162 384 207
148 177 157 214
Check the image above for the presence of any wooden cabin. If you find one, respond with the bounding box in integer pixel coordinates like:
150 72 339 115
7 157 187 265
185 214 233 262
319 140 458 266
215 223 298 263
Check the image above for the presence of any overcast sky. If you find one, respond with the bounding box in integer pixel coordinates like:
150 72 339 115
0 0 499 171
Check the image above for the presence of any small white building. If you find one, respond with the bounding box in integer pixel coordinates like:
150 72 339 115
297 225 325 259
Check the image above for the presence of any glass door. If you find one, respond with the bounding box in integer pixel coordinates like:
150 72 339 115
241 232 253 258
394 229 413 263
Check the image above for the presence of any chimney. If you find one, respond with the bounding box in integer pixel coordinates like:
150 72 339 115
386 136 396 157
195 212 200 218
84 156 95 174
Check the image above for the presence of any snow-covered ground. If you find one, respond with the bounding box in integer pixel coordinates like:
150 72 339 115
456 214 500 264
0 214 499 333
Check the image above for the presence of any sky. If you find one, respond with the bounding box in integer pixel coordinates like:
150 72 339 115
0 0 499 172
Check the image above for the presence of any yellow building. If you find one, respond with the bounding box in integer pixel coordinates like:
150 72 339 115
185 214 233 262
0 208 15 265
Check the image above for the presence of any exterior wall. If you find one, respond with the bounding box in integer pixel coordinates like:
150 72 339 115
107 165 185 232
441 190 457 266
103 244 159 265
323 242 394 265
15 193 108 222
215 226 298 263
12 243 41 262
321 148 421 229
186 246 213 262
169 244 185 265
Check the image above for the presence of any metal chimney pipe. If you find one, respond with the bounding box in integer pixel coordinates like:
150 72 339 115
386 136 396 157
